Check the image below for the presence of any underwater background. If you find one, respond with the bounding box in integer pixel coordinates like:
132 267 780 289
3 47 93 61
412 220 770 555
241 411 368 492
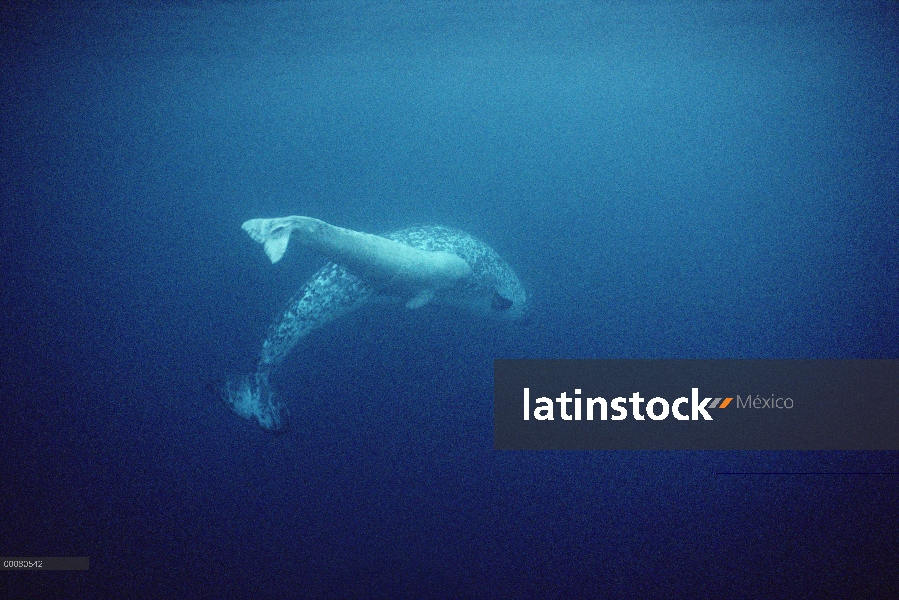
2 1 897 597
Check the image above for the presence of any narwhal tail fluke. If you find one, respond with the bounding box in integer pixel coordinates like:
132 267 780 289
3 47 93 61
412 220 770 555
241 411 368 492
241 217 297 264
222 371 289 432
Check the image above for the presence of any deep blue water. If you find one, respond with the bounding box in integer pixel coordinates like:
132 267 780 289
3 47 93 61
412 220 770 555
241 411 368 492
2 1 898 597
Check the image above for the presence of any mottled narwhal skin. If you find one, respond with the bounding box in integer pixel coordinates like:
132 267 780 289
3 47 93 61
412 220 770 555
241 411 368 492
225 217 527 431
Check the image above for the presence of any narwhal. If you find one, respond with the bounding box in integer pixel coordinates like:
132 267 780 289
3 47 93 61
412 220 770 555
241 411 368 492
224 215 527 431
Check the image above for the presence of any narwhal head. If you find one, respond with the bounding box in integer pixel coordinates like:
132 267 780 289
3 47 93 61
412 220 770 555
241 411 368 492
385 225 528 321
487 271 528 322
441 244 528 322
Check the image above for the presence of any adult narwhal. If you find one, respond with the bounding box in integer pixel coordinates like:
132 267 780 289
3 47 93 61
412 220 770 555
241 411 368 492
224 215 527 431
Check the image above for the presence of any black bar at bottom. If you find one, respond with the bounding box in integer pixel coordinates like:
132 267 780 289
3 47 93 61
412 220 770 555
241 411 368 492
1 557 88 570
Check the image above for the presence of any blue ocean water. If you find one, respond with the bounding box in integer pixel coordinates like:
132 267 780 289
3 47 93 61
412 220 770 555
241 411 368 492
1 1 897 597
